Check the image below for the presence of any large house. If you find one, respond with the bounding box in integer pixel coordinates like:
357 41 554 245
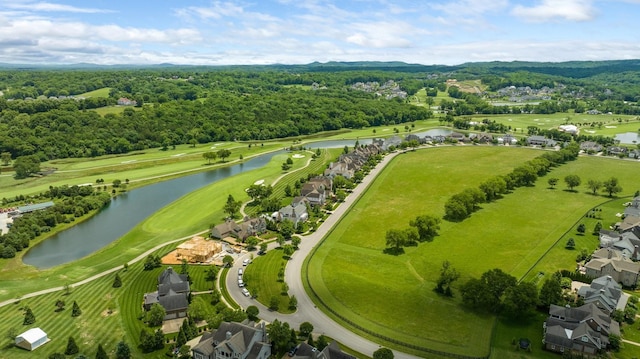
584 248 640 287
211 217 267 242
543 303 620 356
191 321 270 359
577 275 626 315
274 198 308 226
291 341 355 359
300 177 333 206
143 267 190 320
624 197 640 218
598 229 640 261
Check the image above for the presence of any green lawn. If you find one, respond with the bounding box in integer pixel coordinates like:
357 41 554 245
306 145 640 357
243 249 294 313
78 87 111 98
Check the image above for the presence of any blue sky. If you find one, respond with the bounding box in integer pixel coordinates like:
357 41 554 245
0 0 639 65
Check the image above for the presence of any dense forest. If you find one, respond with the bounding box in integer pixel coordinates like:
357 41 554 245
1 60 640 163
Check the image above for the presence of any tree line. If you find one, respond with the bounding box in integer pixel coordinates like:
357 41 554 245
444 143 581 221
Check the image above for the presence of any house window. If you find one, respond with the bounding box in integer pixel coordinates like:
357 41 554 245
581 336 588 342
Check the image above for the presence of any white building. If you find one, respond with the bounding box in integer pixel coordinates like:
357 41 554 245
15 328 49 351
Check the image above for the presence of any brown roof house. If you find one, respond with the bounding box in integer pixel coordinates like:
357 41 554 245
543 303 620 356
191 320 270 359
211 218 267 242
143 267 190 320
300 177 333 206
584 248 640 287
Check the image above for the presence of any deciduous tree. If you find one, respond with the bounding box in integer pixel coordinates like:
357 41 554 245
603 177 622 197
564 174 581 191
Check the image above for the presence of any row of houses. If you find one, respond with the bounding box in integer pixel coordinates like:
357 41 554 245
191 319 355 359
580 198 640 287
543 275 627 356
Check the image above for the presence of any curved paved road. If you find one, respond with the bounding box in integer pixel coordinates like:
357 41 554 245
227 151 423 359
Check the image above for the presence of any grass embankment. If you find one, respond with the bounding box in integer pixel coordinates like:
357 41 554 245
306 146 640 358
0 151 313 302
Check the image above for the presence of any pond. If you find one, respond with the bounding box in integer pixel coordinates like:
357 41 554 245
615 132 640 144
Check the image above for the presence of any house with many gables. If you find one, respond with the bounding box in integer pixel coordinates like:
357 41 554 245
577 275 627 315
543 303 620 356
143 267 190 320
191 320 270 359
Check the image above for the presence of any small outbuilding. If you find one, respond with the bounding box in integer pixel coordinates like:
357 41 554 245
15 328 49 351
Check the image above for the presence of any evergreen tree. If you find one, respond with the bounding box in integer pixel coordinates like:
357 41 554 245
96 344 109 359
71 301 82 317
23 306 36 325
316 335 328 351
113 273 122 288
115 341 131 359
65 336 80 355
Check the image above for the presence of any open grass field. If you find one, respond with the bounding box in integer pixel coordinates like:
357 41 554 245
243 248 294 313
306 145 640 357
78 87 111 98
91 105 142 116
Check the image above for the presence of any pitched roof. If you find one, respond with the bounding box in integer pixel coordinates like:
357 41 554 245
16 328 47 343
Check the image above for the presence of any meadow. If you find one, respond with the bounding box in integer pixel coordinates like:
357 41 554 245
78 87 112 98
306 145 640 357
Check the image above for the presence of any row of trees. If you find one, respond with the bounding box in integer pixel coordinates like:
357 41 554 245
444 143 581 221
556 175 623 197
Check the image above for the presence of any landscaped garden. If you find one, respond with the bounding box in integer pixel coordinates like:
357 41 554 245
305 145 640 358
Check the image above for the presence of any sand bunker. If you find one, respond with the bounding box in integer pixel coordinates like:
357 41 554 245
171 153 186 157
292 154 305 159
254 179 265 185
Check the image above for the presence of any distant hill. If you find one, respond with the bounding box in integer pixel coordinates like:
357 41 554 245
0 59 639 78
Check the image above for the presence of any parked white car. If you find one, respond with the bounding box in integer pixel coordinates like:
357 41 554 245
241 288 251 297
238 279 244 287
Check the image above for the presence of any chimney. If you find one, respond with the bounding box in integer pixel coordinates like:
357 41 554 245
607 275 612 281
226 331 232 340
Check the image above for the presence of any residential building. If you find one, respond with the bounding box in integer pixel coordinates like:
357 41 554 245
584 248 640 287
191 321 270 359
117 97 137 106
274 198 308 226
543 303 620 356
300 177 333 206
580 141 603 153
577 275 626 315
598 229 640 261
527 135 557 147
624 197 640 218
211 219 241 240
143 267 190 320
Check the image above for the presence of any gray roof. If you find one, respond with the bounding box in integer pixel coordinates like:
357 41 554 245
158 267 190 296
18 201 54 213
158 289 188 312
577 276 622 313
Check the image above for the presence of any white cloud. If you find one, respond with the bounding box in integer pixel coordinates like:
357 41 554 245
512 0 596 22
430 0 509 16
3 1 114 13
